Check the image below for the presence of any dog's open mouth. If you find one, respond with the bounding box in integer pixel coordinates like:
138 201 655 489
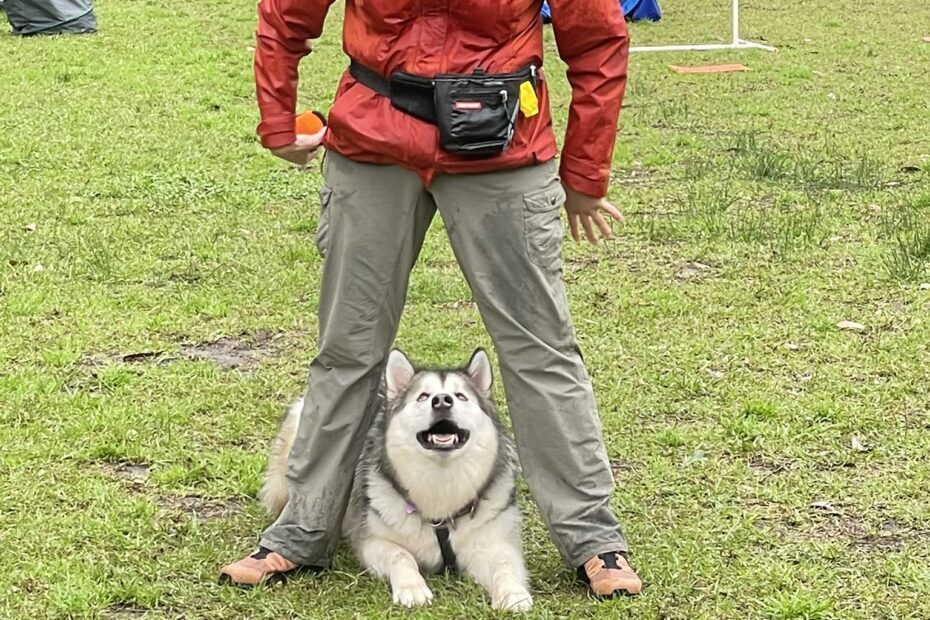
417 419 469 451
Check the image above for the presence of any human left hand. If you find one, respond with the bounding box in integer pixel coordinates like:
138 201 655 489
269 127 327 166
563 184 624 245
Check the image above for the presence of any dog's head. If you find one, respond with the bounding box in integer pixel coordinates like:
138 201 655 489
382 348 500 463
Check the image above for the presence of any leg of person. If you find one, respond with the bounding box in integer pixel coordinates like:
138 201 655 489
430 161 642 597
220 152 436 586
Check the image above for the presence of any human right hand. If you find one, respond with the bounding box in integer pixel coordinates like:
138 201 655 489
563 184 624 245
270 127 327 166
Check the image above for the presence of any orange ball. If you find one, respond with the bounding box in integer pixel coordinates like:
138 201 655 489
295 110 326 135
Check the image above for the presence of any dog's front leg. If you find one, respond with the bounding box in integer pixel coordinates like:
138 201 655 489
458 539 533 612
359 537 433 607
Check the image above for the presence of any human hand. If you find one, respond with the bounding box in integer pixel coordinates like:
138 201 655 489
270 127 327 166
563 184 624 244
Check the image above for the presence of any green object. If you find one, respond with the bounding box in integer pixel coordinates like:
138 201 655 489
4 0 97 35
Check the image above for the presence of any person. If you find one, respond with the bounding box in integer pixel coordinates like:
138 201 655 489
220 0 643 599
4 0 97 35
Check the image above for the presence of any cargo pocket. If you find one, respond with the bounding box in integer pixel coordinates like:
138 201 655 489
523 183 566 268
315 185 334 257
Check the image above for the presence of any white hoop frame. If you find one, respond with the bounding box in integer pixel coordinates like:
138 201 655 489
629 0 776 53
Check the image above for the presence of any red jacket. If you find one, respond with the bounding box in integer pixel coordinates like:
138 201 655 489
255 0 628 197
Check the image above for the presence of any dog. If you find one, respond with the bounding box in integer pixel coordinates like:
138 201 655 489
259 348 533 611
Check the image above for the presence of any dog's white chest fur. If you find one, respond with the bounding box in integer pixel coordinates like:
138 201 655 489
351 470 529 611
360 473 516 573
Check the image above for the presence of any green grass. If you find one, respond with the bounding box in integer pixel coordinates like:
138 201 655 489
2 0 930 618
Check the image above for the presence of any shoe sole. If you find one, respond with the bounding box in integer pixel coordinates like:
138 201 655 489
218 572 288 589
218 565 322 589
589 587 641 599
576 569 642 599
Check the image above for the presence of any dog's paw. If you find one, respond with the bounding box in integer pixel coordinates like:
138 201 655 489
392 579 433 607
492 588 533 612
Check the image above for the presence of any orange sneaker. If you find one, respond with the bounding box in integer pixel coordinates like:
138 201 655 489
578 551 643 598
218 547 304 588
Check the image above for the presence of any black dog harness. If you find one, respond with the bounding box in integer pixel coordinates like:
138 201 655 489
419 499 479 573
381 461 501 573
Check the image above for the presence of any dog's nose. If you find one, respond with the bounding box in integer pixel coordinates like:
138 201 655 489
431 393 454 411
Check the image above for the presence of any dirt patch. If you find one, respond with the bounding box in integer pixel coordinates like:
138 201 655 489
100 461 152 482
73 354 159 393
79 330 290 375
748 456 795 478
100 462 246 522
98 461 152 493
178 331 281 369
805 514 916 552
86 351 169 366
9 577 45 597
565 255 601 269
157 495 246 521
674 261 713 281
101 605 150 619
773 504 928 552
437 299 476 311
228 436 264 451
610 458 636 473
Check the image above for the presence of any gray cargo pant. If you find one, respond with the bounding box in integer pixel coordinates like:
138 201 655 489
260 151 628 568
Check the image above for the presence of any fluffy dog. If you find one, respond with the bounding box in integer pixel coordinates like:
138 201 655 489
260 349 532 611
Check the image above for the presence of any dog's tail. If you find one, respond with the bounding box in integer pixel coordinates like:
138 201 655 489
258 398 302 517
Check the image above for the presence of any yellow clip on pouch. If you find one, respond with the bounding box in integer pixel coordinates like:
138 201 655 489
519 81 539 118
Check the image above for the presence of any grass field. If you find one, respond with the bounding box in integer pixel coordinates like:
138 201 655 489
2 1 929 618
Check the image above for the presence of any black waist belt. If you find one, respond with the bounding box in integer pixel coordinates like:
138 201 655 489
349 60 439 124
348 60 539 157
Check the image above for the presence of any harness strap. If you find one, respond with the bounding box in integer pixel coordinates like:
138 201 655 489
427 498 478 573
434 526 458 573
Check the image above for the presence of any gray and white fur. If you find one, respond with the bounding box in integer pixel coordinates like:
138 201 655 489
260 348 532 611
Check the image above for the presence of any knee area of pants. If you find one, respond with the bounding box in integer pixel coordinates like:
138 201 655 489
500 349 587 380
313 344 385 372
495 331 579 359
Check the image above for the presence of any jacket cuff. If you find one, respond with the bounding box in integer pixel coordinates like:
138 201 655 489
559 152 611 197
258 115 297 149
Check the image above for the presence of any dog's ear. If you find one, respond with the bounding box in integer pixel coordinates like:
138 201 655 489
385 349 416 400
466 348 493 395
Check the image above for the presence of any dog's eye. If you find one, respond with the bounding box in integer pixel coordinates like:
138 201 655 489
417 392 430 402
455 393 468 402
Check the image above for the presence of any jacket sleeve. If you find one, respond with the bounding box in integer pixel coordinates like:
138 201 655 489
547 0 629 197
254 0 336 149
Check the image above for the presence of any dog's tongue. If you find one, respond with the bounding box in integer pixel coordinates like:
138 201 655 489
430 433 456 446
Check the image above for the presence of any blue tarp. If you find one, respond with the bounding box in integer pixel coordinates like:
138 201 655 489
542 0 661 23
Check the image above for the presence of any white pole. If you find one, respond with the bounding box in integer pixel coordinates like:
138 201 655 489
732 0 740 46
